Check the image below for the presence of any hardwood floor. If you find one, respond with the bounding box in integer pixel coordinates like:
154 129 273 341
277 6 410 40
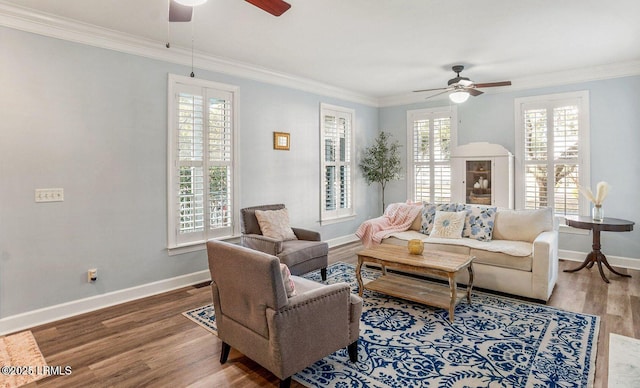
22 242 639 387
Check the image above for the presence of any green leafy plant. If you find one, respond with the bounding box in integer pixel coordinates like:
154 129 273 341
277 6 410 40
359 131 402 213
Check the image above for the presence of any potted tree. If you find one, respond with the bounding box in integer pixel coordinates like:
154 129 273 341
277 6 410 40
359 131 402 214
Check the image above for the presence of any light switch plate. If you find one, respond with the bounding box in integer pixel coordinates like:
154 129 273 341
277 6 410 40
35 188 64 203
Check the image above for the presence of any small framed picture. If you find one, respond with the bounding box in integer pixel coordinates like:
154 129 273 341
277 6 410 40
273 132 290 150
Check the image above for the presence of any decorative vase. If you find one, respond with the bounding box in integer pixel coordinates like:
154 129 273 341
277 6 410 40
482 179 489 189
407 239 424 255
592 205 604 222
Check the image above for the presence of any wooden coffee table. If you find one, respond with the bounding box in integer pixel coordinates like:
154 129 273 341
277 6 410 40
356 244 474 323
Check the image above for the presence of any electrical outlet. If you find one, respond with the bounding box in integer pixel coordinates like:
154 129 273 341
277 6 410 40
35 188 64 203
88 269 97 282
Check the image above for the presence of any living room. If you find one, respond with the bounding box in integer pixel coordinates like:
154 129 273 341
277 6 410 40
1 0 639 386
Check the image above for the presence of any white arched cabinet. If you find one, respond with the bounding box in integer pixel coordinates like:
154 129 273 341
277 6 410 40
451 142 514 209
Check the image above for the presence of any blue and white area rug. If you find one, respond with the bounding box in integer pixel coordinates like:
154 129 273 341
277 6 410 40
184 262 599 388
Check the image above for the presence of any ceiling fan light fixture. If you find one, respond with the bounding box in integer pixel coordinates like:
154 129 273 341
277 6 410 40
449 91 470 103
174 0 207 6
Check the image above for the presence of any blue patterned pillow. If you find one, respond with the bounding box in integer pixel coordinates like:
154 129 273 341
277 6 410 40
420 203 466 235
463 205 497 241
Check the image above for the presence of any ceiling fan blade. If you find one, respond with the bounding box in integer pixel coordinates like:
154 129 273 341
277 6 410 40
424 90 451 100
467 88 484 96
413 87 450 93
245 0 291 16
169 0 192 22
473 81 512 88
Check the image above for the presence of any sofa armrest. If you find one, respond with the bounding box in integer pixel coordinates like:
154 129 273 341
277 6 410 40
291 227 321 241
266 283 359 377
241 234 283 255
531 230 559 300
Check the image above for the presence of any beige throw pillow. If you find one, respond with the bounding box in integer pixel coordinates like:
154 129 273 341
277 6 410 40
492 207 553 242
254 208 298 241
430 210 467 239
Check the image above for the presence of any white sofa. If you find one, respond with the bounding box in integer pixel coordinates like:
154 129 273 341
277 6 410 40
371 203 559 302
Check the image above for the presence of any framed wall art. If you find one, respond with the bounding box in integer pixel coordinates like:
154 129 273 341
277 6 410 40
273 132 290 150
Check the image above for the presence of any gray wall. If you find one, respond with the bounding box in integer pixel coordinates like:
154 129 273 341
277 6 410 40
379 76 640 260
0 26 380 318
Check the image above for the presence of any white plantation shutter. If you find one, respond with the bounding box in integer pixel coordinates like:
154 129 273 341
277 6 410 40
168 75 237 249
516 91 589 216
321 104 354 222
408 108 456 203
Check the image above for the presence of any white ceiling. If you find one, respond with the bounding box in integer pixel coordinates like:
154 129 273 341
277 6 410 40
2 0 640 103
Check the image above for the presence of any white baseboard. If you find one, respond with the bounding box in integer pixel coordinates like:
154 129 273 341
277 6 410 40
3 239 634 336
326 234 360 248
559 249 640 271
0 235 361 335
0 270 211 336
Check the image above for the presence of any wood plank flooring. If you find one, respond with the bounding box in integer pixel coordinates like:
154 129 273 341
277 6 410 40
20 242 639 387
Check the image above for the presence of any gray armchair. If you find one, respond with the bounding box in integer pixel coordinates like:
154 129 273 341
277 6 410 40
240 204 328 281
207 240 362 388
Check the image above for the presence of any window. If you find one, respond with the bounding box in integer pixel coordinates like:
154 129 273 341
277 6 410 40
167 74 238 250
320 103 355 223
515 91 590 216
407 107 457 203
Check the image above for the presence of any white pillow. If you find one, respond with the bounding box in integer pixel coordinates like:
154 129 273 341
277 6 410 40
430 210 467 239
254 208 298 241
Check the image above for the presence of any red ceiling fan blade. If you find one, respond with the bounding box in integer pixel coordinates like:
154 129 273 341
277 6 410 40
473 81 512 88
245 0 291 16
169 0 193 22
467 88 484 96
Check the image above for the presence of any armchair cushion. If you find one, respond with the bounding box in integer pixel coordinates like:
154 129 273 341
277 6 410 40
255 208 298 241
240 204 328 279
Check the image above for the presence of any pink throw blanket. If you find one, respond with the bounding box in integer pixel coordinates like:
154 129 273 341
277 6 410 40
356 203 422 248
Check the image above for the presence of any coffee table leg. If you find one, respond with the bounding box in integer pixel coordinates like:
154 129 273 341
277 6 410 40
356 256 364 296
466 264 474 304
448 274 456 323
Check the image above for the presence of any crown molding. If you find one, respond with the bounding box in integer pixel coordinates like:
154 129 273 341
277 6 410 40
2 2 639 109
379 59 640 107
0 1 379 107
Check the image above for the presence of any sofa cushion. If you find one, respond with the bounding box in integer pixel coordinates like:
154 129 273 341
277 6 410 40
423 241 472 255
384 230 533 257
410 211 422 231
463 205 497 241
420 203 465 235
430 211 466 239
470 248 533 272
493 208 553 243
255 208 298 241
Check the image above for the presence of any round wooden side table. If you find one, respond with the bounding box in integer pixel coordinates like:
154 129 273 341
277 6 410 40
563 216 635 283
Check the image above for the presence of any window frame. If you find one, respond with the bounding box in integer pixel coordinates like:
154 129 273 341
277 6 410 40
167 74 239 253
514 90 590 216
406 106 458 203
320 103 356 224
